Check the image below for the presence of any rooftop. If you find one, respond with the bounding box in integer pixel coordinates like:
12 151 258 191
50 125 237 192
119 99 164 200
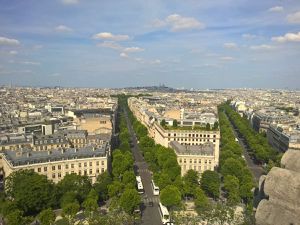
169 141 214 156
2 145 107 167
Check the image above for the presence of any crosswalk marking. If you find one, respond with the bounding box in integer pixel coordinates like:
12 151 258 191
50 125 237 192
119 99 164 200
142 197 160 204
137 168 152 174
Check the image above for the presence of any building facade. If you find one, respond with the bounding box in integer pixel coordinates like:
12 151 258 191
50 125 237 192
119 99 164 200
154 123 220 165
0 146 109 184
169 141 217 176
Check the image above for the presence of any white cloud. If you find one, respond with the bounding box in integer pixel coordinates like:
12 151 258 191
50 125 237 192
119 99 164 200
55 25 73 32
272 32 300 43
120 52 129 58
250 45 275 50
93 32 129 41
268 6 284 12
242 34 257 39
151 59 161 64
123 47 144 53
287 11 300 24
21 61 41 66
223 42 238 49
0 36 20 46
61 0 79 5
97 41 122 50
220 56 234 61
154 14 205 32
9 50 18 55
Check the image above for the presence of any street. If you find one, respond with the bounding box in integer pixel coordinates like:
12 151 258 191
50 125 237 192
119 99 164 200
123 109 162 225
224 113 265 183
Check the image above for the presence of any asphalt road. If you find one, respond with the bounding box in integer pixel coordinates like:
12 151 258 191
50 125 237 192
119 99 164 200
123 109 162 225
224 113 265 183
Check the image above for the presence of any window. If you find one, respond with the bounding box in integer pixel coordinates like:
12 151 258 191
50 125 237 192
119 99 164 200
101 168 104 173
37 168 41 172
52 174 55 179
65 164 69 169
96 169 99 173
44 167 47 172
96 161 99 166
89 162 92 167
52 166 55 171
58 165 61 170
190 159 192 163
79 163 81 168
183 159 186 163
79 171 81 175
101 161 104 166
179 159 182 163
89 169 92 174
84 170 87 175
84 162 87 167
71 164 74 169
58 173 61 178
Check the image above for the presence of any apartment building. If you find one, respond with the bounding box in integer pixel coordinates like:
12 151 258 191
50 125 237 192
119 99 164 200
267 125 300 152
169 141 217 176
154 123 220 165
0 145 109 184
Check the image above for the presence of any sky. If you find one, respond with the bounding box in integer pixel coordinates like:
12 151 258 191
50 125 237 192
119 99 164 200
0 0 300 89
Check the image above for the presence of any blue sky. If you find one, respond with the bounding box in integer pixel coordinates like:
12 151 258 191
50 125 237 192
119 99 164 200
0 0 300 89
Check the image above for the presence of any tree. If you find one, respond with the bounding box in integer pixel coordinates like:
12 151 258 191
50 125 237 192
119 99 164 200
6 209 26 225
5 170 56 215
213 121 219 130
108 181 124 198
93 171 112 201
183 170 199 197
221 158 244 182
38 208 56 225
60 191 77 208
173 119 178 127
119 188 141 214
224 175 240 205
206 123 210 130
83 189 99 220
57 173 92 204
112 150 133 179
194 188 210 214
160 185 181 209
200 171 220 199
62 202 80 224
122 171 136 187
160 119 166 127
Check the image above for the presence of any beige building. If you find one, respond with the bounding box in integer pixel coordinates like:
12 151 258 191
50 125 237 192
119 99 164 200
154 123 220 165
0 146 109 184
169 141 217 176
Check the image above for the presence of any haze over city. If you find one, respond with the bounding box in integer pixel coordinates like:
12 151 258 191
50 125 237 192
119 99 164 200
1 0 300 89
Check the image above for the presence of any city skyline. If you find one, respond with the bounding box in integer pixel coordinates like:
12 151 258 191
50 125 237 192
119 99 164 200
1 0 300 88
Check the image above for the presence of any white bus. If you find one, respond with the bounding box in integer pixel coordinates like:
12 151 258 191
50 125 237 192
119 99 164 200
151 179 159 196
158 202 170 225
136 176 144 194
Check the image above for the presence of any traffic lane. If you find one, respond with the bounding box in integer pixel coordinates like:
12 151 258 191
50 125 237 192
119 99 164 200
229 122 265 182
123 111 162 225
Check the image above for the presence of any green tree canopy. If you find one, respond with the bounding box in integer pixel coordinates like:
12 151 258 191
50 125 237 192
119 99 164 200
5 170 56 215
160 119 166 127
160 185 181 209
93 171 112 201
57 173 92 203
224 175 240 205
119 188 141 214
38 208 56 225
200 170 220 199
